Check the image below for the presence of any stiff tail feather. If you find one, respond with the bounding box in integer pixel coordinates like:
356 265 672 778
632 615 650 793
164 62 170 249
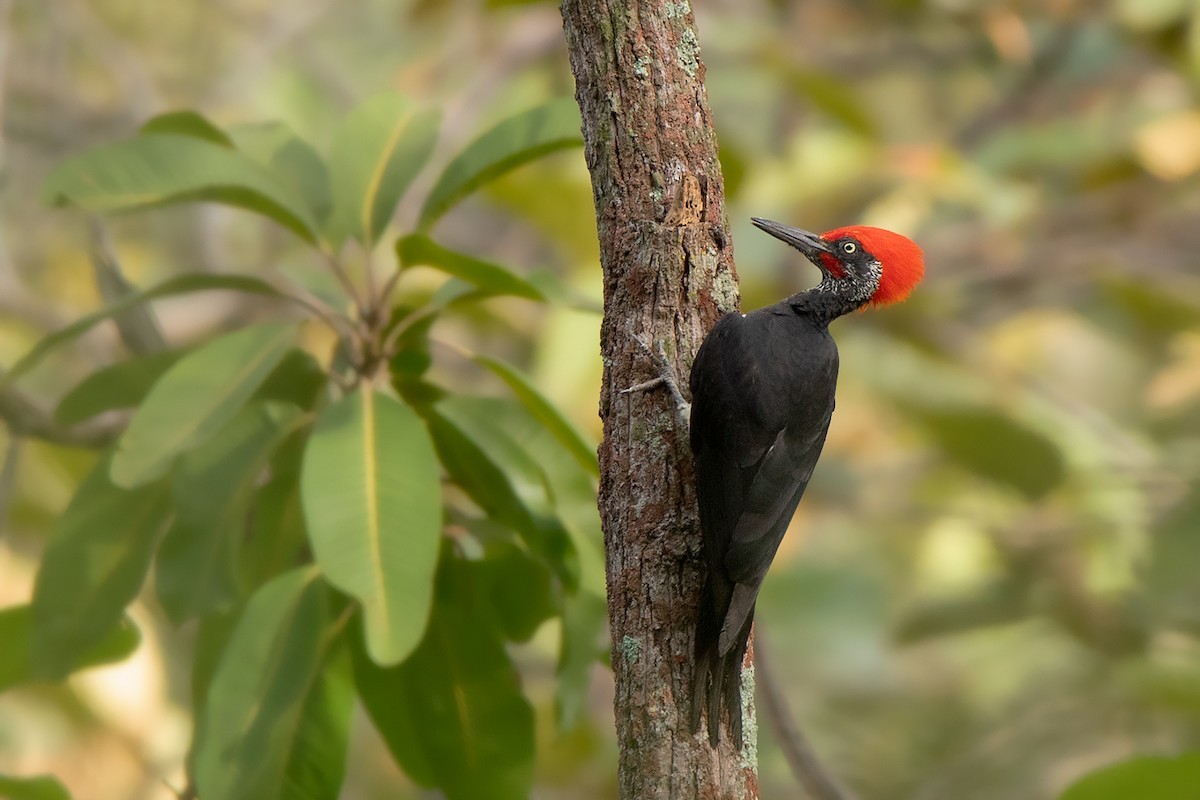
690 576 755 747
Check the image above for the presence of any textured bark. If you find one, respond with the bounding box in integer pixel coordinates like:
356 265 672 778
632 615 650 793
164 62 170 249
560 2 755 797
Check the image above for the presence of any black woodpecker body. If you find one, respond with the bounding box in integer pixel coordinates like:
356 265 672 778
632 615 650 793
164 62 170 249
689 218 925 746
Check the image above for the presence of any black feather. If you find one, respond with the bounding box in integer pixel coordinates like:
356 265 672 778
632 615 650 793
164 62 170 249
688 300 840 745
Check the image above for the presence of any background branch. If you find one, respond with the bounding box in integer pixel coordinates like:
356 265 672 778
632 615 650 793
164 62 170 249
756 627 859 800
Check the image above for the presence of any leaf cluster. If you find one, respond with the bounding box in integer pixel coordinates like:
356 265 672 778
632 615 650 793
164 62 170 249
1 95 602 800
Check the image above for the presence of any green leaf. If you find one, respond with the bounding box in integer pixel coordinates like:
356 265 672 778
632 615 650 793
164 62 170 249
242 451 308 588
110 322 296 487
396 234 546 301
1060 751 1200 799
526 269 603 313
0 605 139 692
475 398 604 595
156 402 303 625
171 402 304 522
327 94 439 248
351 574 535 800
474 355 597 476
418 98 582 231
229 121 332 224
301 386 441 665
194 568 330 800
43 134 321 243
253 347 329 412
140 110 234 146
0 774 72 800
191 609 239 714
386 307 436 386
4 273 285 386
903 404 1066 500
55 348 188 426
471 540 559 643
30 455 171 679
556 590 607 730
427 396 577 587
281 649 354 800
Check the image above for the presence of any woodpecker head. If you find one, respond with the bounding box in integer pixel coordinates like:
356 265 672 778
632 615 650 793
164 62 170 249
751 217 925 308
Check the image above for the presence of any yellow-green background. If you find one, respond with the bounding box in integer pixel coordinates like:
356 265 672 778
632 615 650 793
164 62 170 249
2 0 1199 797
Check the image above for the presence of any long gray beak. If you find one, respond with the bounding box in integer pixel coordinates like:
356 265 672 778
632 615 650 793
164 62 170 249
751 217 833 265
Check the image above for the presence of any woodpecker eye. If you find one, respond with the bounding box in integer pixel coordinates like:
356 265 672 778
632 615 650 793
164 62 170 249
841 241 857 255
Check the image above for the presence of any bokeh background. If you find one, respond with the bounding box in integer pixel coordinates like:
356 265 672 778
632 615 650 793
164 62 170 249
3 0 1200 798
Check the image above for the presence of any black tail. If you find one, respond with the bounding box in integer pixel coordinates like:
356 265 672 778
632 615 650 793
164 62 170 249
690 575 755 747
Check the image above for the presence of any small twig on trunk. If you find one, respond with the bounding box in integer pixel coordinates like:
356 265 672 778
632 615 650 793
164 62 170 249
755 626 859 800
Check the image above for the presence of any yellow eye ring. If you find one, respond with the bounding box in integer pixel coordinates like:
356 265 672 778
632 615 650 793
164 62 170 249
842 241 856 254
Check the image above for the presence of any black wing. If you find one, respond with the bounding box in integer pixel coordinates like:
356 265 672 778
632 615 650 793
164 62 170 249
687 308 837 745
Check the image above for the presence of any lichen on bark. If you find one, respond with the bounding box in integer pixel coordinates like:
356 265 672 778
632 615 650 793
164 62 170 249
560 0 757 797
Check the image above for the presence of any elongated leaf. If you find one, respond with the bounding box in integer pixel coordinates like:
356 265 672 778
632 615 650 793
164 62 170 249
0 605 139 692
140 110 234 146
474 355 597 476
171 402 304 521
194 568 329 800
418 99 582 230
327 94 439 248
230 122 332 224
301 386 441 665
242 449 308 588
427 397 577 587
0 775 71 800
556 589 607 730
254 348 328 411
352 577 535 800
31 455 171 679
470 540 558 643
43 134 321 243
424 410 537 534
110 323 296 487
527 269 604 313
4 273 284 385
1060 751 1200 799
55 348 188 426
282 650 354 800
395 234 545 300
181 609 238 786
475 397 604 595
156 402 303 624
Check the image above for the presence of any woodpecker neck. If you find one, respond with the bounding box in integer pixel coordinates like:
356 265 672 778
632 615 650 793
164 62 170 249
787 265 880 324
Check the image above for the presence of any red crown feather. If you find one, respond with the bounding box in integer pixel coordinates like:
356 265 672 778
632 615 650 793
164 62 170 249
821 225 925 307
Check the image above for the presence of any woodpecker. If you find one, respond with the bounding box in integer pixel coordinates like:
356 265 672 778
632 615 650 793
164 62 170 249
688 218 925 747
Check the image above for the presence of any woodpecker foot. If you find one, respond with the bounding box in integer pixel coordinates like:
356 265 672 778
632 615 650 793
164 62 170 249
622 335 691 430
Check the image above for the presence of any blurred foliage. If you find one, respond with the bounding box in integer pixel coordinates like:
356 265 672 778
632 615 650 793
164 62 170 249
4 71 603 798
1059 751 1200 799
1 1 1199 799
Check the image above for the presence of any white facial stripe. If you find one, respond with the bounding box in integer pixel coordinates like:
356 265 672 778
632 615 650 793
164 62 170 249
819 259 881 304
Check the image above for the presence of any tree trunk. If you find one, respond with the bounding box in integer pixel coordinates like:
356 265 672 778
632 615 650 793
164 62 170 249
560 2 755 797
